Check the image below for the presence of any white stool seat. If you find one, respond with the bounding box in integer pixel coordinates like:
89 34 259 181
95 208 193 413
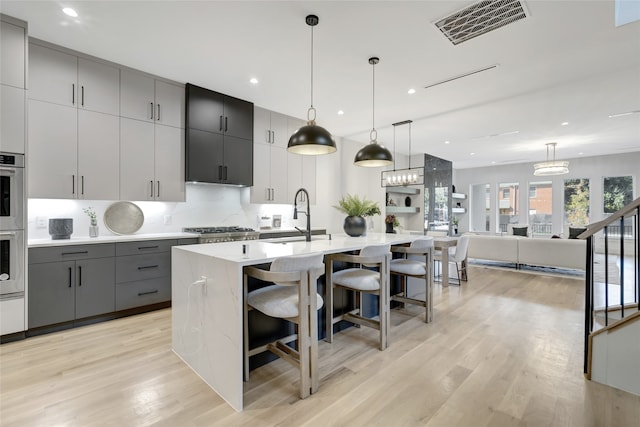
248 285 324 319
332 268 381 291
390 259 427 276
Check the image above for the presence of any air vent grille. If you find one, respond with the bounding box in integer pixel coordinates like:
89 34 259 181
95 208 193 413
435 0 528 45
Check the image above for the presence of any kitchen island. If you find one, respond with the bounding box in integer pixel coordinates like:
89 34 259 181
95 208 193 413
171 232 424 411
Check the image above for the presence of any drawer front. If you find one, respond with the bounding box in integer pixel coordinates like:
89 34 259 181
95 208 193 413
29 244 115 264
116 252 170 284
115 239 176 256
177 238 199 245
115 277 170 311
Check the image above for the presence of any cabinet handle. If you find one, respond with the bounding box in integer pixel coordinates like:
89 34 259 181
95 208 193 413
62 251 89 256
225 116 228 132
218 165 223 180
265 188 270 200
78 266 82 286
72 83 75 105
223 166 228 181
138 289 159 296
137 265 159 270
150 181 154 198
157 181 160 198
265 130 270 143
68 267 72 287
156 104 161 121
150 102 154 120
271 130 275 144
219 115 223 132
81 176 85 195
72 175 75 195
81 86 85 106
137 245 159 250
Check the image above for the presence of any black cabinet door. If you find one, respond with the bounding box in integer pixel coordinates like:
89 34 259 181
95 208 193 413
186 128 224 183
223 135 253 186
186 83 224 134
223 95 253 140
75 258 115 319
28 261 76 328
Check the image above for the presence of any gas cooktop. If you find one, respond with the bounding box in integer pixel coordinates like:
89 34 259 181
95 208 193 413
183 226 259 243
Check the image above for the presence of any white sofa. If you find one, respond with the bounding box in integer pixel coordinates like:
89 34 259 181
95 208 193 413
467 234 586 270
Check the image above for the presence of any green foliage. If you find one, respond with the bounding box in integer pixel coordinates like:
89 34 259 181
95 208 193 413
385 215 399 227
564 178 590 226
83 207 97 225
603 176 633 213
334 194 381 217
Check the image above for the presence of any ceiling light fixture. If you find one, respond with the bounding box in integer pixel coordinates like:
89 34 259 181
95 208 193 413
354 57 393 167
533 142 569 176
249 78 258 84
287 15 336 156
408 88 416 94
561 121 569 126
62 7 78 17
381 120 424 187
337 110 344 115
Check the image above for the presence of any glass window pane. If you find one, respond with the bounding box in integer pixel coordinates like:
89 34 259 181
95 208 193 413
498 182 519 232
529 181 552 235
564 178 590 226
603 176 633 213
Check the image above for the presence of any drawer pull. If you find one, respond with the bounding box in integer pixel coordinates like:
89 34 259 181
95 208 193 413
138 289 158 296
62 251 89 256
137 265 159 270
137 245 159 250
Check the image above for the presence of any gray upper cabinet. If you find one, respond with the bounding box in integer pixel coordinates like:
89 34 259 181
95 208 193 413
120 69 184 128
1 18 26 88
29 42 119 116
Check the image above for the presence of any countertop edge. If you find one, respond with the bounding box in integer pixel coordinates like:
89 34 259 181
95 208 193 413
28 232 200 248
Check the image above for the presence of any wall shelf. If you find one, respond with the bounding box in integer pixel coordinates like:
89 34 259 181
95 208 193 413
386 206 420 214
386 186 420 195
452 192 467 199
452 207 466 213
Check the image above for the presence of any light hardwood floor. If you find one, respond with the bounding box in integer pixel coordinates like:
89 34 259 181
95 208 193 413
1 266 639 426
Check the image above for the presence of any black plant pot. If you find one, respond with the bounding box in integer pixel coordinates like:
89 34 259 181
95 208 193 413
385 222 396 234
343 216 367 237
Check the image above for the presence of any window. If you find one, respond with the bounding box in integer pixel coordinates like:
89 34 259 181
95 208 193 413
470 183 490 232
564 178 590 226
498 182 519 232
603 176 633 213
529 181 552 235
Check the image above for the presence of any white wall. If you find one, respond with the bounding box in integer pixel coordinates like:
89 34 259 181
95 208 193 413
453 151 640 235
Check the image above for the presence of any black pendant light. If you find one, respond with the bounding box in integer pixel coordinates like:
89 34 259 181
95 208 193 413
287 15 337 155
354 57 393 167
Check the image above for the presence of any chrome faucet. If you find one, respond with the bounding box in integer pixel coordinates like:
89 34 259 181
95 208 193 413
293 188 311 242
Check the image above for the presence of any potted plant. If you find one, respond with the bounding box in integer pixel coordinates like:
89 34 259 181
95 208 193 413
451 216 459 235
334 194 381 237
385 214 399 233
83 206 99 237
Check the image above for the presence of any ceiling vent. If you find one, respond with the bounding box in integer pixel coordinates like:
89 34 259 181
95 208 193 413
435 0 529 45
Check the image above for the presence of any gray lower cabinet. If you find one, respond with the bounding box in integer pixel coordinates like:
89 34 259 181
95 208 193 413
28 244 116 328
115 240 176 311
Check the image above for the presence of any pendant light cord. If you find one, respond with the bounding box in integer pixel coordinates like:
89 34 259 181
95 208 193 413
371 61 376 141
310 24 314 109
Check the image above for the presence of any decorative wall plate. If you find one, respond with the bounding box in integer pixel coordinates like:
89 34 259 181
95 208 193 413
103 202 144 235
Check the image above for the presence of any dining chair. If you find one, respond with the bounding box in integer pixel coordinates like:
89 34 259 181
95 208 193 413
243 252 325 399
325 244 391 350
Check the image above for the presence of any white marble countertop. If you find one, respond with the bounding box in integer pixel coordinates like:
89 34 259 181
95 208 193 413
28 232 200 248
174 232 420 266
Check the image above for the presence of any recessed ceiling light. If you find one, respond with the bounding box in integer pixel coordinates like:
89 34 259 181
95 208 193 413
470 152 476 156
62 7 78 17
444 140 450 144
561 122 569 126
491 161 496 164
337 110 344 115
578 152 584 155
407 88 416 94
249 78 258 84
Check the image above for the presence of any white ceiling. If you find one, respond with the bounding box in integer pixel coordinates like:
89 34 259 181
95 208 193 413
2 0 639 169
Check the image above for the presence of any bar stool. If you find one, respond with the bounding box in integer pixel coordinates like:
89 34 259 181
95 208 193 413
434 235 470 285
389 237 434 323
325 244 391 350
243 252 325 399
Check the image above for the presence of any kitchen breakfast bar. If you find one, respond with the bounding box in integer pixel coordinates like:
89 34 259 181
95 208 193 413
171 232 425 411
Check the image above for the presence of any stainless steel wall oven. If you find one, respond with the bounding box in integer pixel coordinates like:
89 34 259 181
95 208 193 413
0 152 25 299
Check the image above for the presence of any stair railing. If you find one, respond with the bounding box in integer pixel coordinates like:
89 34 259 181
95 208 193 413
579 196 640 374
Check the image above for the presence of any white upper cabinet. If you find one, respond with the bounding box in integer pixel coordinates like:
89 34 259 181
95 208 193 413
0 85 25 154
120 118 185 202
29 43 119 115
1 19 26 88
121 69 184 128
